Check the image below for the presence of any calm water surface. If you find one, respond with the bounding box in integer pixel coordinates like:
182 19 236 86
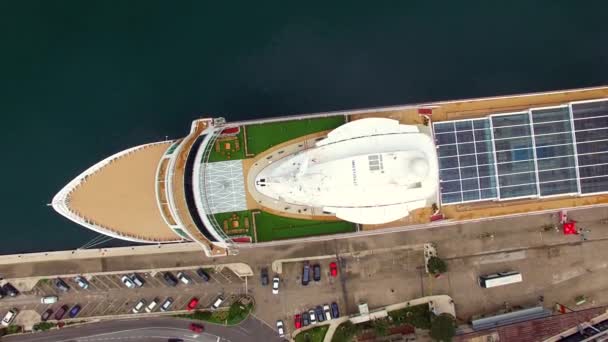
0 2 607 253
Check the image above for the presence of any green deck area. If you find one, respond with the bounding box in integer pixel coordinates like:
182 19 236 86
206 129 246 162
254 210 356 242
213 210 253 239
213 209 356 242
245 115 346 155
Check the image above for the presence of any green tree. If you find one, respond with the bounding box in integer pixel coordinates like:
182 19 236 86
427 256 447 275
372 318 390 336
332 321 360 342
430 314 456 342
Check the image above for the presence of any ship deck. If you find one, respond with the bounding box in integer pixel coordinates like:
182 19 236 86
68 142 179 241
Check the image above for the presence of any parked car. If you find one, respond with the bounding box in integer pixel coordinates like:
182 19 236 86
55 278 70 293
189 322 204 333
294 314 302 329
129 273 145 287
313 264 321 282
260 267 269 286
196 268 210 282
211 296 224 309
315 305 325 322
146 298 160 313
74 276 89 289
132 299 147 313
1 309 17 327
276 320 285 337
331 302 340 319
272 276 280 294
121 275 135 288
163 272 178 287
329 262 338 277
177 272 192 285
302 262 311 285
41 295 58 304
302 311 310 326
309 309 317 324
41 309 53 322
160 297 174 312
54 305 69 320
323 304 332 320
187 297 199 311
2 283 19 297
69 305 82 318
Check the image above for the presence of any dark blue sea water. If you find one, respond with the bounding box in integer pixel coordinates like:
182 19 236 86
0 1 607 253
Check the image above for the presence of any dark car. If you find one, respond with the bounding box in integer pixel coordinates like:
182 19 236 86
0 287 5 299
313 264 321 282
331 302 340 318
302 311 310 326
54 305 69 320
196 268 210 282
55 278 70 292
69 305 81 318
302 262 311 286
315 305 325 322
163 272 178 287
2 283 19 297
260 267 269 286
41 309 53 322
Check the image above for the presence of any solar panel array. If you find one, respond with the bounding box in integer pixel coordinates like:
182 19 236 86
434 99 608 205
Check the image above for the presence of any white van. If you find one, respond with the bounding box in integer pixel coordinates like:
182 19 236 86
145 298 159 313
211 296 224 309
41 296 58 304
1 309 18 327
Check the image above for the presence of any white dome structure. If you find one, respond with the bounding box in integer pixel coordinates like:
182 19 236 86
254 118 439 224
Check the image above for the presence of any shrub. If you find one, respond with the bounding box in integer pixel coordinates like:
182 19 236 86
427 256 447 275
430 313 456 342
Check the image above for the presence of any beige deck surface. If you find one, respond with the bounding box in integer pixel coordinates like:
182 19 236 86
68 142 178 241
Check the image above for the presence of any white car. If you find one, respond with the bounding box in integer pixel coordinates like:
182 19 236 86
1 309 18 327
276 320 285 337
324 304 332 320
145 298 159 313
132 299 147 313
309 309 317 324
177 272 191 285
121 275 135 288
272 276 280 294
74 276 89 289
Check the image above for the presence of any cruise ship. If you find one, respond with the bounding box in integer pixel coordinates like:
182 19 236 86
52 86 608 256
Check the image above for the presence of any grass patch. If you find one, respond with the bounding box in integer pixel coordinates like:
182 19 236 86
33 322 55 331
0 325 23 335
207 130 246 162
174 302 253 325
295 325 329 342
38 278 50 285
245 116 346 155
254 211 356 242
387 303 432 330
213 210 254 239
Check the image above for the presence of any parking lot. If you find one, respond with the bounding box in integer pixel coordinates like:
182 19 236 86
1 266 245 324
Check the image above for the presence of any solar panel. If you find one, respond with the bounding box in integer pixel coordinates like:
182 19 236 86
572 99 608 194
433 98 608 205
434 119 498 204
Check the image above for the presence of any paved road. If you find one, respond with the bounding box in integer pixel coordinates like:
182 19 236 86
3 316 282 342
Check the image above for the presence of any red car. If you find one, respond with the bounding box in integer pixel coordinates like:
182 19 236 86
187 297 199 311
294 314 302 329
189 322 204 333
330 262 338 277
